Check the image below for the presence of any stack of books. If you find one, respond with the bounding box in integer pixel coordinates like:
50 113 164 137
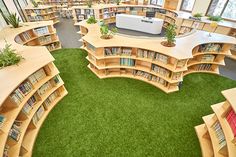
32 106 45 125
21 31 32 41
0 115 6 129
134 70 152 80
176 60 186 68
152 64 171 78
196 64 212 71
151 75 167 86
137 49 155 59
10 81 33 105
120 58 135 66
33 26 49 36
105 47 120 56
199 43 223 52
38 35 52 45
121 48 132 56
28 68 47 85
172 72 181 80
43 91 59 109
37 82 52 96
201 54 216 62
226 107 236 138
9 121 22 142
212 122 227 149
154 53 168 64
21 95 37 115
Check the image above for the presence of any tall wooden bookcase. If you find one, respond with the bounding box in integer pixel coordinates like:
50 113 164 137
24 5 60 25
195 88 236 157
0 22 67 157
14 22 62 52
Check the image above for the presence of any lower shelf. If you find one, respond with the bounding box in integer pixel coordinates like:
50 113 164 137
21 90 68 157
183 68 219 76
195 124 214 157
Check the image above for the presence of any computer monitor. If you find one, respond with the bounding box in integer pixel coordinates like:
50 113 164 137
146 11 155 18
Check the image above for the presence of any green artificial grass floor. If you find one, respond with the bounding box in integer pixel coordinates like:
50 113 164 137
33 49 236 157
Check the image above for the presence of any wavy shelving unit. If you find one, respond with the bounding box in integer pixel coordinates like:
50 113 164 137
0 21 67 157
195 88 236 157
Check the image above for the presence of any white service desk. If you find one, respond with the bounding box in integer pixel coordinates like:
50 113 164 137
116 14 164 34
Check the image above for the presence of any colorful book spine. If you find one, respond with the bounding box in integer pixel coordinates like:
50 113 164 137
226 108 236 137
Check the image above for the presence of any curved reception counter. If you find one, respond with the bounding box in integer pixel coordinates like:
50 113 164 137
116 14 164 34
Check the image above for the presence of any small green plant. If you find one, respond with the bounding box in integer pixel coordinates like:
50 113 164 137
86 16 97 24
115 0 121 5
162 24 177 47
193 13 203 19
208 15 223 22
31 0 39 8
2 13 20 28
0 42 23 68
100 22 117 39
86 0 92 8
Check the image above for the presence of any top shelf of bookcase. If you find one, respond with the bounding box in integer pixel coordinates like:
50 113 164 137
0 21 55 107
78 20 236 60
24 5 56 10
222 88 236 112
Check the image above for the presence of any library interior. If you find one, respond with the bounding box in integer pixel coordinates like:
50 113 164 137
0 0 236 156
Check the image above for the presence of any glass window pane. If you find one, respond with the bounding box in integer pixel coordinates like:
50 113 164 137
0 0 9 16
150 0 163 6
222 0 236 20
181 0 196 11
207 0 227 16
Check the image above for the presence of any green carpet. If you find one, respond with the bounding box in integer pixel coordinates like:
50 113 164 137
33 49 236 157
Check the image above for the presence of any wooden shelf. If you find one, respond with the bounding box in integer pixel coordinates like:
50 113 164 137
195 124 214 157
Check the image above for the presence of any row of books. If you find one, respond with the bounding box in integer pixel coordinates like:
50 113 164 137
46 42 60 51
199 43 223 52
151 64 171 78
196 64 212 71
137 49 169 64
179 26 192 35
3 145 9 157
212 121 227 149
38 35 52 45
120 58 135 66
9 121 22 142
226 108 236 137
0 115 6 129
37 82 52 96
32 106 45 125
200 54 216 62
20 31 32 41
10 81 33 105
133 70 168 87
75 9 94 15
33 26 50 36
21 95 37 115
43 91 59 109
28 68 47 85
105 47 132 56
165 16 175 24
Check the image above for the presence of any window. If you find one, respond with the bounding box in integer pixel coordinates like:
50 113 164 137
207 0 236 21
180 0 196 12
0 0 10 27
13 0 27 22
150 0 164 6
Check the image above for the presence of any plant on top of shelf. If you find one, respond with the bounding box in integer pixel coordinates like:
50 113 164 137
115 0 121 5
86 16 97 24
0 42 24 69
31 0 39 8
100 21 117 39
161 24 177 47
193 13 203 20
86 0 92 8
208 15 223 22
2 13 20 28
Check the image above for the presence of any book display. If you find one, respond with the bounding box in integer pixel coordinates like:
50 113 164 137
78 19 236 93
40 0 87 6
0 21 68 157
72 4 178 27
14 22 61 52
24 5 60 25
195 87 236 157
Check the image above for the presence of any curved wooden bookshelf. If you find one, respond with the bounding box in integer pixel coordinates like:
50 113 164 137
24 5 60 25
195 88 236 157
0 21 67 157
14 22 61 52
78 20 236 93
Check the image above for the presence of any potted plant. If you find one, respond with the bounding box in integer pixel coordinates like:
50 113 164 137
115 0 121 5
0 42 24 69
100 22 117 39
3 13 20 28
31 0 39 8
208 15 223 22
86 0 92 8
86 16 97 24
161 24 177 47
193 13 203 20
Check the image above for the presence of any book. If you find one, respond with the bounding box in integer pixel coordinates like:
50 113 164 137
226 108 236 137
37 81 52 96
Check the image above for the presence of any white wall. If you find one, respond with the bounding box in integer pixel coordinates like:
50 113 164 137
192 0 211 15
